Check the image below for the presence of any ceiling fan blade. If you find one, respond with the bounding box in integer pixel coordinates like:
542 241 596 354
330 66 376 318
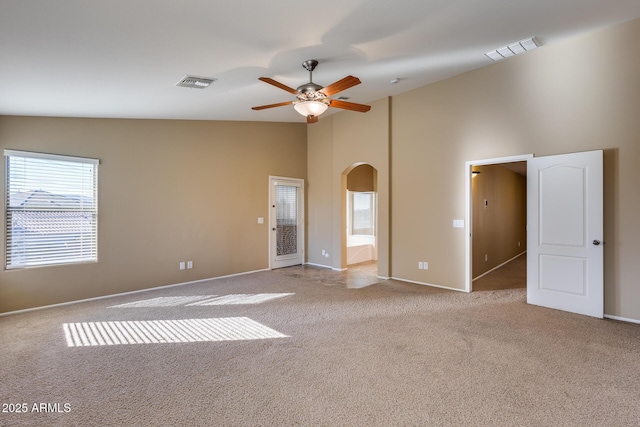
306 115 319 124
258 77 299 95
251 101 294 111
328 99 371 113
320 76 361 97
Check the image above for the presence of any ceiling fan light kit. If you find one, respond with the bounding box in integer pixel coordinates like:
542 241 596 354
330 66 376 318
294 100 328 117
252 59 371 123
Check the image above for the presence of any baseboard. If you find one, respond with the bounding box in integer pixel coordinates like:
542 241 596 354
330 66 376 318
390 277 468 293
304 262 332 269
472 251 527 281
305 262 347 272
604 314 640 325
0 268 270 317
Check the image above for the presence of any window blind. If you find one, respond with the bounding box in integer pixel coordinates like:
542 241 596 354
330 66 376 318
275 184 298 256
4 150 99 269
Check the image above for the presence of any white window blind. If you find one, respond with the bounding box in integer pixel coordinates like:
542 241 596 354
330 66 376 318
5 150 99 269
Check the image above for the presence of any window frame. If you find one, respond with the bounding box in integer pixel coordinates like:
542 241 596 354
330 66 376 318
348 191 376 236
4 149 99 269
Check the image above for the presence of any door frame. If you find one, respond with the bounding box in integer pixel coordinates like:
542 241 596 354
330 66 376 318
465 154 533 292
269 176 305 270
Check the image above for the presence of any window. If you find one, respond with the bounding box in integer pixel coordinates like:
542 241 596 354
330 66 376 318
5 150 99 269
349 191 375 236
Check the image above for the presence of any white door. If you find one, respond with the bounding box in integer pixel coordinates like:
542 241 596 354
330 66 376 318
527 150 603 318
269 177 304 269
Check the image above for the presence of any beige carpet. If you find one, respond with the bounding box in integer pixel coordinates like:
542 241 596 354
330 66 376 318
1 266 639 426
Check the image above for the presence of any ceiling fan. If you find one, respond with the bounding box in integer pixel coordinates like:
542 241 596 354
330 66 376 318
252 60 371 124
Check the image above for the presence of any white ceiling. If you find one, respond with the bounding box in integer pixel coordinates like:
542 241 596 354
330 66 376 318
1 0 639 123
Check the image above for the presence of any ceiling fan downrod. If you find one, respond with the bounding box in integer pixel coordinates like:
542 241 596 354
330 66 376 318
297 60 323 94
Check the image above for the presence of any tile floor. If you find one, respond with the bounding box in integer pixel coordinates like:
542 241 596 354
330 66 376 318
274 261 380 289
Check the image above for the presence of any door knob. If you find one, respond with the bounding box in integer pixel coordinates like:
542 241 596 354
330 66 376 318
593 240 601 246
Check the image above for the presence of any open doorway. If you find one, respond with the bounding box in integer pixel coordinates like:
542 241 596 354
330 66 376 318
465 155 532 292
344 164 378 276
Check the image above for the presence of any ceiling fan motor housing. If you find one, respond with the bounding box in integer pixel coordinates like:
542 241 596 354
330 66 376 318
297 82 324 94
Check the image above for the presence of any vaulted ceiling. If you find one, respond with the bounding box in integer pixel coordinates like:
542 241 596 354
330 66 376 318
1 0 639 123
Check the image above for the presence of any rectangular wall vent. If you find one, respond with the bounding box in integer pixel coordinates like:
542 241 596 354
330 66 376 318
176 75 216 89
485 37 539 62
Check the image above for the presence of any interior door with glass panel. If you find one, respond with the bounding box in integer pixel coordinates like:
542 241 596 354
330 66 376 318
269 177 304 269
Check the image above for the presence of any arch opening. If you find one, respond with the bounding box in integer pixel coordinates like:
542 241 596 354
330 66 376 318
343 163 378 274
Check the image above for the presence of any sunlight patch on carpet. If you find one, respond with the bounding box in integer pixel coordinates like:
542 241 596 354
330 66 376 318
109 296 213 308
63 317 289 347
109 293 294 308
186 293 295 306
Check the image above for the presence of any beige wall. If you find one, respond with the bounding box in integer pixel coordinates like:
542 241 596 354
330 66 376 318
391 18 640 319
471 164 527 278
0 116 306 313
306 116 334 267
307 98 390 276
3 19 640 321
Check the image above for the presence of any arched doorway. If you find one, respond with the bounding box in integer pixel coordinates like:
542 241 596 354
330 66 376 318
343 163 378 275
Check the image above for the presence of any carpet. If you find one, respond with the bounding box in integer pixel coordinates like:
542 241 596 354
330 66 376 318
1 266 639 426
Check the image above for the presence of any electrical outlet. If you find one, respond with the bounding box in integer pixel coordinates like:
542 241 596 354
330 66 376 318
322 249 326 256
418 261 424 269
187 261 193 269
179 261 185 270
423 261 428 270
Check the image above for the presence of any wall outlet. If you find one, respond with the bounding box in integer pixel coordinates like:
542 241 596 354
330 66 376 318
257 217 264 224
423 261 428 270
322 249 326 256
187 261 193 269
418 261 424 269
179 261 185 270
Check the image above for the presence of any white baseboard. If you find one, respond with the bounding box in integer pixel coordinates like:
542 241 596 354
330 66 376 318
390 277 468 293
0 268 270 317
305 262 346 272
304 262 332 269
472 251 526 281
604 314 640 325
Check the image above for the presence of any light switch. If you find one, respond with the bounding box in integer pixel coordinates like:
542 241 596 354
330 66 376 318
258 217 264 224
453 219 464 228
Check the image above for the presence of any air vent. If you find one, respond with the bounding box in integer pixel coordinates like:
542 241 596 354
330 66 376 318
485 37 539 61
176 75 216 89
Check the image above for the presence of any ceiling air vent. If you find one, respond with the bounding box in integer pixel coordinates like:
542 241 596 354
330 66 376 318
485 37 539 61
176 75 216 89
